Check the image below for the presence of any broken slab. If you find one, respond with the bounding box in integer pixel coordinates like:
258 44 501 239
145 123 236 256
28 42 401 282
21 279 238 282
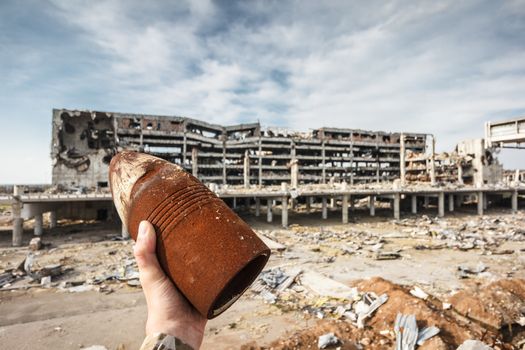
456 340 493 350
374 251 401 260
318 332 339 349
257 234 286 251
29 237 42 251
300 271 358 300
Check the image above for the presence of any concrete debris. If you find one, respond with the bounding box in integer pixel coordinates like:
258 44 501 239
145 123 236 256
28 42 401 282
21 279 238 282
23 253 35 275
395 313 418 350
374 251 402 260
126 279 141 287
80 346 109 350
409 286 429 300
260 268 289 289
458 262 487 279
258 234 287 251
0 272 14 288
394 313 440 349
260 290 277 304
29 237 42 251
66 284 96 293
40 276 51 288
416 326 440 346
19 254 62 280
456 340 493 350
300 271 359 300
252 267 302 304
37 264 63 279
356 293 389 328
317 333 339 349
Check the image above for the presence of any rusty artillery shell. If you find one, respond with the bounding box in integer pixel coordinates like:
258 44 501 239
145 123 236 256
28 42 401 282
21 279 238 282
109 151 270 318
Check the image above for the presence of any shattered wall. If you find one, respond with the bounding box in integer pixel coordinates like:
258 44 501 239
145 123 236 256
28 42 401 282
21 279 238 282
51 109 117 189
456 139 503 186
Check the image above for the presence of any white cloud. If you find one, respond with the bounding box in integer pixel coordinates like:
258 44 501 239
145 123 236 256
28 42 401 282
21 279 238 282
1 0 525 183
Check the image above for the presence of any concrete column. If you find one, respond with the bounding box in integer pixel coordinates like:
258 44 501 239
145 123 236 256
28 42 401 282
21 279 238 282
400 133 406 186
483 193 488 211
258 137 263 187
369 196 375 216
457 165 464 185
291 161 299 188
222 142 227 185
438 192 445 218
430 136 436 186
34 213 43 236
267 199 273 223
423 196 429 209
49 211 57 229
330 198 335 209
322 197 328 219
233 197 237 209
456 195 463 208
321 140 326 184
191 147 198 177
411 195 417 214
281 196 288 228
342 194 349 224
12 201 23 247
393 193 401 220
255 198 261 217
306 197 311 213
243 151 250 189
182 133 187 165
512 190 518 213
121 222 130 239
477 191 484 216
448 194 454 212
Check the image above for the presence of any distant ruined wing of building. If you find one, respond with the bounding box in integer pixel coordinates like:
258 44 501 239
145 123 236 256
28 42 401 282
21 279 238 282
485 117 525 149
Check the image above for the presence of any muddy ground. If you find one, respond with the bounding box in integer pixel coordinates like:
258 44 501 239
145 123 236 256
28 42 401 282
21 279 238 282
0 203 524 349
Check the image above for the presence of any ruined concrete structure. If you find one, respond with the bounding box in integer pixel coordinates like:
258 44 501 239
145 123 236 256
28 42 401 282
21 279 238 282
1 109 523 247
403 139 504 187
485 116 525 148
51 109 427 189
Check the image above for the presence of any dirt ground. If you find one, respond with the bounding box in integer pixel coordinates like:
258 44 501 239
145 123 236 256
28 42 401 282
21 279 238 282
0 204 524 349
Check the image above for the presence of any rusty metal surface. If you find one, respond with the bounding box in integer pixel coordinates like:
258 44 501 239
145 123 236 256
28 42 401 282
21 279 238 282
109 151 271 319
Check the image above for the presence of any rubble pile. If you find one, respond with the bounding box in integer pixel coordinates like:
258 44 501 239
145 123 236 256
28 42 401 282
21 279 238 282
0 211 524 349
395 214 525 254
245 276 525 349
0 237 139 293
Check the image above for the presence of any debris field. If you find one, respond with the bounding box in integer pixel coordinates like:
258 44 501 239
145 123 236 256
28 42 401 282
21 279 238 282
0 207 524 349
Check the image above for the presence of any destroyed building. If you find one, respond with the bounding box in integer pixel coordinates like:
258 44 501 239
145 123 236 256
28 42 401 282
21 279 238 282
1 109 522 246
51 109 428 189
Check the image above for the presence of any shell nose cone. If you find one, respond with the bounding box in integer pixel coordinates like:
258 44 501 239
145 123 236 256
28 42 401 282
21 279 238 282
109 151 163 229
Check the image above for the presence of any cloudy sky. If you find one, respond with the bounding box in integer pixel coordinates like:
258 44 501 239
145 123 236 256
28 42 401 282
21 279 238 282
1 0 524 184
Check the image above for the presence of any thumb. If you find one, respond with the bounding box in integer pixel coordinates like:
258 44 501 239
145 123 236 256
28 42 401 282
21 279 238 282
133 220 166 287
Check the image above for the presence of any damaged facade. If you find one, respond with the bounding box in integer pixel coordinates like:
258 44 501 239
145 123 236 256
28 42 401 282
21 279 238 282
404 139 504 187
51 109 428 189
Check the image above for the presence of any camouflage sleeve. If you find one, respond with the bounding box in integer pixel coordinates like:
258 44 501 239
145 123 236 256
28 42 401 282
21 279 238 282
139 333 194 350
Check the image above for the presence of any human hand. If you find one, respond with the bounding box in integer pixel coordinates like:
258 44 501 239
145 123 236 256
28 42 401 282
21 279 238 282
133 220 207 349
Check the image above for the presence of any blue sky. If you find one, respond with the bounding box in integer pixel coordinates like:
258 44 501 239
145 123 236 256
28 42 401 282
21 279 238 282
1 0 525 184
